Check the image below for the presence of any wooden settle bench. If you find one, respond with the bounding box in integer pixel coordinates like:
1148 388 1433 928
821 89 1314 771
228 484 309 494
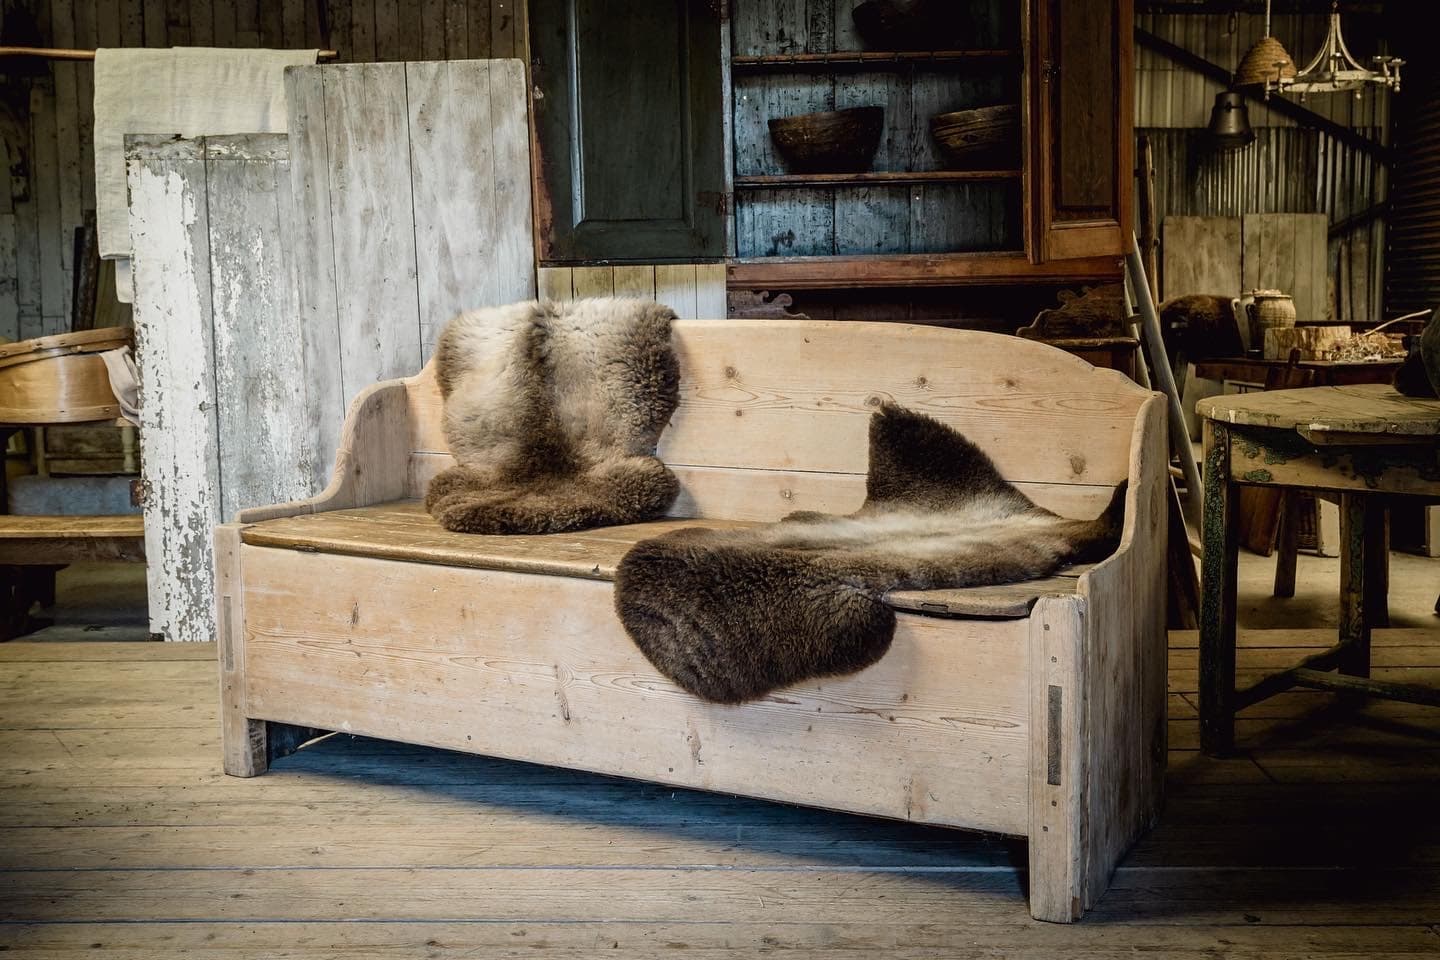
215 319 1169 922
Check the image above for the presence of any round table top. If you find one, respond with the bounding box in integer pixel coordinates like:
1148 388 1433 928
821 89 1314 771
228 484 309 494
1196 383 1440 442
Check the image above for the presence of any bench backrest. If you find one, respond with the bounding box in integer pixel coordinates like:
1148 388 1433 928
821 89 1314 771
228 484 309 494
406 319 1156 521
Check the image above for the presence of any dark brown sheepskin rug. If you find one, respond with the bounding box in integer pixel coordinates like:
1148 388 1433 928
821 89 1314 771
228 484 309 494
615 405 1126 704
425 298 681 534
1394 307 1440 399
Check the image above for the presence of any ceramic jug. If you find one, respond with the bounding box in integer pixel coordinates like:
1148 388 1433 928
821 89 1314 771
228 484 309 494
1242 290 1296 346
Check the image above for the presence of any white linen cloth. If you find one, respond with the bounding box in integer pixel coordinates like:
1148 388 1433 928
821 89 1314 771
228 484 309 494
92 47 318 284
99 345 141 421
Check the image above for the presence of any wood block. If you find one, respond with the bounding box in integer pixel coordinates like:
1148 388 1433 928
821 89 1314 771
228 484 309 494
1262 325 1351 361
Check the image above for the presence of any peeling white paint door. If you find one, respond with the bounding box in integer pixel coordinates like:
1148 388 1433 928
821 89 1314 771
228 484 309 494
126 136 221 645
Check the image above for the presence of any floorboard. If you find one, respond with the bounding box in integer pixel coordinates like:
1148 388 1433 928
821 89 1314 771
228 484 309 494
2 632 1440 955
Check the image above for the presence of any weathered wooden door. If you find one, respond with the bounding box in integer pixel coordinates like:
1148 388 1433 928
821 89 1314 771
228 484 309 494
529 0 727 263
1030 0 1133 262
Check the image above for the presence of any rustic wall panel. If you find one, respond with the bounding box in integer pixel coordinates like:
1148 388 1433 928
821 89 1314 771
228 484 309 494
122 57 533 642
0 0 529 344
537 264 727 319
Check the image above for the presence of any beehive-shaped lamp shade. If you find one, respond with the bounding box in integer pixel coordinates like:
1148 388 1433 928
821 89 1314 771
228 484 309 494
1235 35 1298 90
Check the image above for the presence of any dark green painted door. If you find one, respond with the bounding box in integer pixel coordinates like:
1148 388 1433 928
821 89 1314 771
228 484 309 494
529 0 727 263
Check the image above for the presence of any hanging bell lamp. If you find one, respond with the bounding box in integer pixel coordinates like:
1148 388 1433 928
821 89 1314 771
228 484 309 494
1207 90 1255 151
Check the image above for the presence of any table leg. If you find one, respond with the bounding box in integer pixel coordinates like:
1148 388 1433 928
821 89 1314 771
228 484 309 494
1272 493 1300 598
1367 505 1390 629
1200 420 1240 756
1338 494 1384 678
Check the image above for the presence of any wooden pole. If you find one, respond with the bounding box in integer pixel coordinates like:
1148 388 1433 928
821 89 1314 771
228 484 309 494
1137 135 1160 305
1127 238 1203 525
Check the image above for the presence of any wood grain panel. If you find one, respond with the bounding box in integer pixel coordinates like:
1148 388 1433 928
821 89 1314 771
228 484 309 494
203 135 315 521
406 59 536 360
405 319 1152 486
240 545 1032 836
1162 216 1241 301
285 66 347 493
406 450 1119 522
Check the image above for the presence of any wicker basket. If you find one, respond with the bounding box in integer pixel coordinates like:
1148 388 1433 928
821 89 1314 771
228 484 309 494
1235 36 1297 88
0 327 133 424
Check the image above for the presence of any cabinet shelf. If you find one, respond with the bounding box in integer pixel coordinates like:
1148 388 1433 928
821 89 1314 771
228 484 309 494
735 170 1022 189
731 49 1020 72
725 253 1124 291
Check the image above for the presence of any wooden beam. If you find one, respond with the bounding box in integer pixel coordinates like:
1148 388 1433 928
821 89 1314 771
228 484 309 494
1134 28 1393 164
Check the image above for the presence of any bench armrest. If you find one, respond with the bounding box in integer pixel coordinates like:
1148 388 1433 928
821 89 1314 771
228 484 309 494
1061 392 1168 912
234 379 414 523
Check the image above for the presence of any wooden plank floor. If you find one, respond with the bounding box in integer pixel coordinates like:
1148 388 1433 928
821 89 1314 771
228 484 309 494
3 634 1440 957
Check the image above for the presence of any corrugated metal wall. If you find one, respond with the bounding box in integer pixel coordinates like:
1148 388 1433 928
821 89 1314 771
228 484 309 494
1137 10 1391 325
1385 57 1440 317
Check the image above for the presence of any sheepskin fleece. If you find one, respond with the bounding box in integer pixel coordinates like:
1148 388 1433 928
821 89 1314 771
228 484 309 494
615 405 1126 704
425 298 681 534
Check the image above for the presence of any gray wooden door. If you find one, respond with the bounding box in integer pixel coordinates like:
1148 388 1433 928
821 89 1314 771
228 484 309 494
529 0 727 263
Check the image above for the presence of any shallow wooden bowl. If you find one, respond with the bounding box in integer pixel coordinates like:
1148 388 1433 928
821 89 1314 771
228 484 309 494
852 0 963 51
930 104 1020 167
0 327 132 424
768 107 884 174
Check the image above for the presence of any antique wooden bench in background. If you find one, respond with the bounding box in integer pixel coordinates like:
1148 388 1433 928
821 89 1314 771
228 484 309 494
214 319 1168 922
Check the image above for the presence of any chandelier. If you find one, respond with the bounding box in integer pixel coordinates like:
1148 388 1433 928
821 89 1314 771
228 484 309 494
1235 1 1402 100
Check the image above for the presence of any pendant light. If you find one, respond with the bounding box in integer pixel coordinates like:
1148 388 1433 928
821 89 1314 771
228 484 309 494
1282 2 1402 98
1236 0 1402 100
1234 0 1297 96
1207 90 1255 151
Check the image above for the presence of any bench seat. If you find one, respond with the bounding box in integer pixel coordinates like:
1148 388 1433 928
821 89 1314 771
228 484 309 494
240 499 1092 619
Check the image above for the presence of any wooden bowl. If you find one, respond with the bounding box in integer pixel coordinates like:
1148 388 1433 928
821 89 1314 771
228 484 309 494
930 104 1020 168
852 0 963 51
768 107 884 174
0 327 132 424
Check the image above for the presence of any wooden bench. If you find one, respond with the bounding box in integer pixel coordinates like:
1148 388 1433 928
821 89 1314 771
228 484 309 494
216 319 1168 922
0 514 145 639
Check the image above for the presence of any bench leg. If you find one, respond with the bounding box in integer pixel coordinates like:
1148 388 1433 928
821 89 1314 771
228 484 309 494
215 524 264 776
1028 597 1086 923
216 524 327 775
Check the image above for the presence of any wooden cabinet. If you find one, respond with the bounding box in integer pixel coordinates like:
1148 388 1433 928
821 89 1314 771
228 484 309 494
525 0 1132 290
529 0 727 263
1032 0 1133 263
725 0 1132 291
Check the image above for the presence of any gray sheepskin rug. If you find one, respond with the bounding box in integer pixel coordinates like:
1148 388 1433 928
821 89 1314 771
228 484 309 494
615 405 1126 704
425 298 681 534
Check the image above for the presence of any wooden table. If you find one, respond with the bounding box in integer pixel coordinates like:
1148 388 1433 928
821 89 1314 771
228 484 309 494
1197 384 1440 755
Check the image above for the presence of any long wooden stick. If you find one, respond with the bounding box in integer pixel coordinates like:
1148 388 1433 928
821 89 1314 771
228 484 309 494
1127 237 1203 524
0 46 339 60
